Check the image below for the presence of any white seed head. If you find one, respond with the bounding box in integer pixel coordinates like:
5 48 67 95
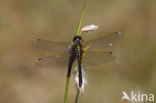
81 24 98 33
74 67 88 94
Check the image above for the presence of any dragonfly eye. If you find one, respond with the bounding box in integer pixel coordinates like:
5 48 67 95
73 36 82 42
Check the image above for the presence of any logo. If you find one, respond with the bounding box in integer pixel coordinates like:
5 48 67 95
121 91 154 102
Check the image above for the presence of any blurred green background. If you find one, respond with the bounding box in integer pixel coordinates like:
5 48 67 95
0 0 156 103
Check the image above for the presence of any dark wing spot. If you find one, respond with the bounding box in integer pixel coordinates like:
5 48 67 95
114 32 122 35
34 38 40 42
114 32 119 34
37 57 43 61
108 51 112 54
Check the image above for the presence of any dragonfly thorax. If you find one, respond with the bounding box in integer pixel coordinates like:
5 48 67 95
67 36 83 59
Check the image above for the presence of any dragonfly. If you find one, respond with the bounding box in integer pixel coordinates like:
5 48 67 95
33 4 122 89
33 31 122 85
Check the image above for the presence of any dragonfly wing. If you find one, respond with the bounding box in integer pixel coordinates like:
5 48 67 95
35 52 69 68
85 32 122 50
33 38 70 53
82 51 115 67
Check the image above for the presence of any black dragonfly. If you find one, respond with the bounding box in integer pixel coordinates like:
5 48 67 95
33 4 122 89
33 31 122 87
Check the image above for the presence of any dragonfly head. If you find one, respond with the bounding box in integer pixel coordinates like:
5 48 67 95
73 36 84 43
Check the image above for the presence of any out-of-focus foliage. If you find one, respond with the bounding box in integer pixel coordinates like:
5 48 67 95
0 0 156 103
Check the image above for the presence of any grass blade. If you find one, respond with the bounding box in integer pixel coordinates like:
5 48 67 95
75 89 80 103
64 77 70 103
76 3 86 36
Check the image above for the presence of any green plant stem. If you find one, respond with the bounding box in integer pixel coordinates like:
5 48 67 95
64 3 86 103
64 77 70 103
76 3 86 36
75 89 80 103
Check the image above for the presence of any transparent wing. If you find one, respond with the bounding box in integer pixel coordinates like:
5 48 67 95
85 32 122 50
33 38 70 53
35 52 68 68
82 51 115 67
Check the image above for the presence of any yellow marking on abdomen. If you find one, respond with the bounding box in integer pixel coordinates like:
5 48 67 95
77 45 81 60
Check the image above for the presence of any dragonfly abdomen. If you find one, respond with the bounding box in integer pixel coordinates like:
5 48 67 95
78 59 82 87
76 43 83 87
